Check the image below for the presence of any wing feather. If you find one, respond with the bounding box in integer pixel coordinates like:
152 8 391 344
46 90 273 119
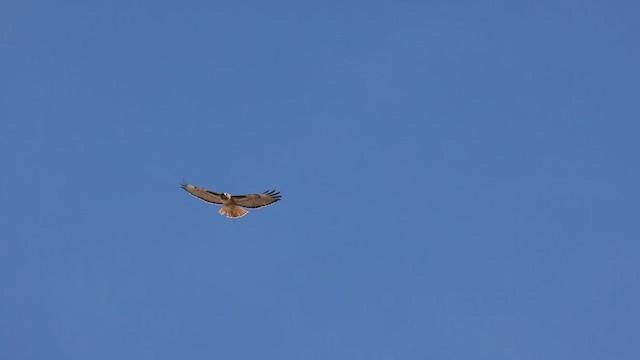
232 190 282 209
180 181 224 205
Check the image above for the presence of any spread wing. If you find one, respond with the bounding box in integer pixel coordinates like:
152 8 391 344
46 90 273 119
232 190 282 209
180 181 224 205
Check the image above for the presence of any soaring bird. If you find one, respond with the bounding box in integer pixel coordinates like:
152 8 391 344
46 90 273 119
180 181 282 218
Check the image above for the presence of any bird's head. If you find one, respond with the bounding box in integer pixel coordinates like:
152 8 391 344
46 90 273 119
221 192 231 200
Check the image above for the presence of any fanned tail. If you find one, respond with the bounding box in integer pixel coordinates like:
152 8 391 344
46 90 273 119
218 205 248 218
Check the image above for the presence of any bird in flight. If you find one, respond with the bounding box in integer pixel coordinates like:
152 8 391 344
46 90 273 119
180 181 282 218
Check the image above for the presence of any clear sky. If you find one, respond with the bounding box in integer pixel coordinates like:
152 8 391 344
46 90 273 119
2 1 639 359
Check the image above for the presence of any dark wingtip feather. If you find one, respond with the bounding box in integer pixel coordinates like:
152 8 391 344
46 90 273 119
263 189 282 201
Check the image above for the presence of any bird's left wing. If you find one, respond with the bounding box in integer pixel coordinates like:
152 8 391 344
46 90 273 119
180 181 224 205
232 190 282 209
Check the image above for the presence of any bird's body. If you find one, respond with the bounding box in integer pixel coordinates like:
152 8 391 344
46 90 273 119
217 192 248 218
181 182 281 218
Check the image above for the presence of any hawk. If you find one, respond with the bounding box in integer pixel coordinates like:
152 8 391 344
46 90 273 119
180 181 282 218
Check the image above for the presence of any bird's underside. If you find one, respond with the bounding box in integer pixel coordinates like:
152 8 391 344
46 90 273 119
180 181 281 218
218 205 248 218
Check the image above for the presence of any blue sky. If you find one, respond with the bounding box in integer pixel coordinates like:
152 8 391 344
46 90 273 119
1 0 639 358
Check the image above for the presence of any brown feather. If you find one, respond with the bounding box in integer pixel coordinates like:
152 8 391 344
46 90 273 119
219 205 248 218
180 181 224 205
232 190 282 209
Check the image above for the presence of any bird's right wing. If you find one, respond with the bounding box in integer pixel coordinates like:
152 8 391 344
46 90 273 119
180 181 224 205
